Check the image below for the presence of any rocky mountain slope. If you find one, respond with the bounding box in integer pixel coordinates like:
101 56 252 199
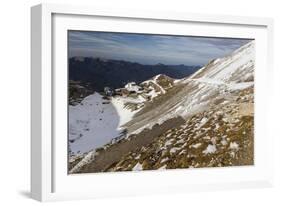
69 41 255 173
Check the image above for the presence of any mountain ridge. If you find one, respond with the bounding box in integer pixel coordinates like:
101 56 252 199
69 57 200 92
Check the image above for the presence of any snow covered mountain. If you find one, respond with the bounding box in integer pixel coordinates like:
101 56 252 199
123 41 254 135
69 74 177 156
69 41 255 173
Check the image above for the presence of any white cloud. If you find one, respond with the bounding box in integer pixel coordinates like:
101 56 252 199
68 31 252 65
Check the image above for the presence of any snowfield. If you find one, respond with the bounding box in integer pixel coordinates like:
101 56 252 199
111 96 141 128
69 93 138 155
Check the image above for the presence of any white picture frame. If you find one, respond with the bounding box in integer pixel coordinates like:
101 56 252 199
31 3 274 202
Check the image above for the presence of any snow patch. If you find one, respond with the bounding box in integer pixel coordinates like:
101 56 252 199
229 142 239 150
164 139 174 148
197 117 208 128
213 58 220 64
170 147 181 154
135 154 141 160
132 162 143 171
125 82 141 92
191 143 202 149
160 157 169 163
203 144 217 154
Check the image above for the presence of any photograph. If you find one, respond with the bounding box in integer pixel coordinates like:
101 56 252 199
67 31 254 174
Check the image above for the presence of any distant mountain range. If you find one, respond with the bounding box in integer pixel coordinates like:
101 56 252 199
69 57 200 92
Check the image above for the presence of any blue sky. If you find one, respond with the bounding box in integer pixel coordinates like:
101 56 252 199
68 31 252 66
